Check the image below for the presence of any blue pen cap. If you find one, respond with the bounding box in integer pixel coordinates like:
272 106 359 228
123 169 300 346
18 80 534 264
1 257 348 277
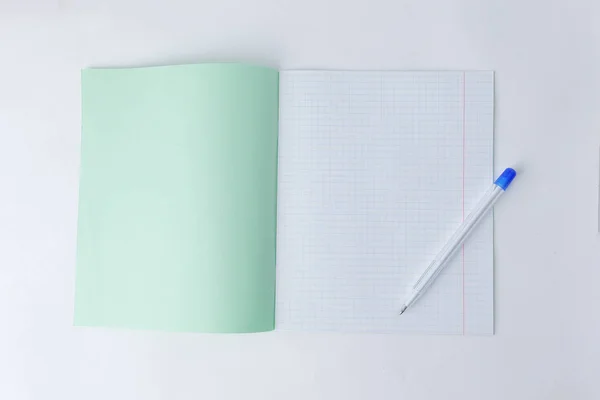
494 168 517 190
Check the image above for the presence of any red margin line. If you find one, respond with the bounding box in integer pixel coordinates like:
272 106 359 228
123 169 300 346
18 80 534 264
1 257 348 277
461 72 466 335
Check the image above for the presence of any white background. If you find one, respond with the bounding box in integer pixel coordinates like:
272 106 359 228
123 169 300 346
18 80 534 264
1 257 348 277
0 0 599 399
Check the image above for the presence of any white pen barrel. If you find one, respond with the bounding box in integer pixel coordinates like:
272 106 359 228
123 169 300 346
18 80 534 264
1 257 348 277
400 167 516 314
408 184 504 304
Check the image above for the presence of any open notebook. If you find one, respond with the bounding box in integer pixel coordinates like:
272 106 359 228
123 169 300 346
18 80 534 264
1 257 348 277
74 64 494 335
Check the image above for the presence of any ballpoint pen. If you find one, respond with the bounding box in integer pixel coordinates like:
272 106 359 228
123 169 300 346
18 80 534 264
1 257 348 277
399 167 517 315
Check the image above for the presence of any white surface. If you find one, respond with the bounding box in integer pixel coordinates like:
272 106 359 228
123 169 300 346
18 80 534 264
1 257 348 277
0 1 599 398
276 71 494 334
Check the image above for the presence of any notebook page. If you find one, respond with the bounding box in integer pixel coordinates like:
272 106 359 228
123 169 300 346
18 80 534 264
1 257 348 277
276 71 494 335
75 64 279 333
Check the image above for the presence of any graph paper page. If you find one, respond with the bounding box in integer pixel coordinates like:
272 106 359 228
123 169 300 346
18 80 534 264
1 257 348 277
275 71 494 335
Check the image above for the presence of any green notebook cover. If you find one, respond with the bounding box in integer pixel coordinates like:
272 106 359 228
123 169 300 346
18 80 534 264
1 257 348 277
74 64 279 333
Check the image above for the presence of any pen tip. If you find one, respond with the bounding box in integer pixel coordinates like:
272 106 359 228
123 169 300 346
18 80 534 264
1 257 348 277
399 305 407 316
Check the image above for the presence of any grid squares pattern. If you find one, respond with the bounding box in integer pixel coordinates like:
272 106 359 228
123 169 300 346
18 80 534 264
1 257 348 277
275 71 494 334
